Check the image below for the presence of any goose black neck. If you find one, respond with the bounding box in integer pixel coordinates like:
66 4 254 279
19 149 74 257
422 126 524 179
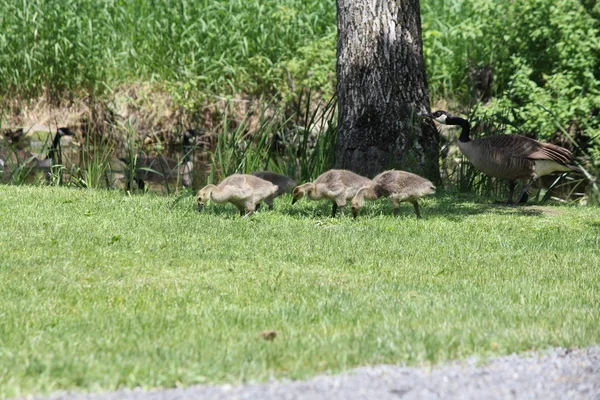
447 116 471 143
51 132 63 150
48 132 62 160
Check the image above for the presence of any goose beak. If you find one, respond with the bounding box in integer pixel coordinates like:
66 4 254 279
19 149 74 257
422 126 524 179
418 111 432 118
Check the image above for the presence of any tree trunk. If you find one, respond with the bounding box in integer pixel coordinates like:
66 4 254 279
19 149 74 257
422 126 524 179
336 0 440 182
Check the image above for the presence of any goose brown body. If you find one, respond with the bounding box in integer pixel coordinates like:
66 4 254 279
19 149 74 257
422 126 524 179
292 169 371 217
251 171 297 209
351 170 435 218
458 135 573 181
424 110 579 204
196 174 278 217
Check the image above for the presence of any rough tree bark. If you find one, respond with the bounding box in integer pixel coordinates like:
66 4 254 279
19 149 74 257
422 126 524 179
336 0 440 182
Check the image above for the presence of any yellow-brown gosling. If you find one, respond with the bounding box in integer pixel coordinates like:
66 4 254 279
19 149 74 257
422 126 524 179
196 174 278 217
351 170 435 219
251 171 297 210
292 169 371 217
422 110 581 204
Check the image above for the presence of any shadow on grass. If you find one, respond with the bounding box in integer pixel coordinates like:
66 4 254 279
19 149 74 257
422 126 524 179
346 193 553 221
179 191 562 220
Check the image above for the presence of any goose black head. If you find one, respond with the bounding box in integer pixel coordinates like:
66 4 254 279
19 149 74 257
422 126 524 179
57 127 76 137
420 110 452 124
183 128 198 147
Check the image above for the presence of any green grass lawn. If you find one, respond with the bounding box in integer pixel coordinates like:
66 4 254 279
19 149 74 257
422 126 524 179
1 185 599 398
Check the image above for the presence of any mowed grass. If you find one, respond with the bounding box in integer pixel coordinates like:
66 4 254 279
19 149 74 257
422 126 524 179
0 185 599 398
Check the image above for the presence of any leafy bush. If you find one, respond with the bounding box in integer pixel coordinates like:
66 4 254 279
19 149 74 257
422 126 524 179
423 0 600 154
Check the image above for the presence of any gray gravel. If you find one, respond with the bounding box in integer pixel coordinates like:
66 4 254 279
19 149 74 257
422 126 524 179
21 346 600 400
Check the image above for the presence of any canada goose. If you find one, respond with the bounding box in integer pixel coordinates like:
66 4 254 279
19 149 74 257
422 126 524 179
120 128 196 190
292 169 372 217
1 128 74 180
38 127 76 170
0 128 35 173
250 171 297 210
196 174 278 217
2 128 25 144
422 110 581 204
351 170 435 219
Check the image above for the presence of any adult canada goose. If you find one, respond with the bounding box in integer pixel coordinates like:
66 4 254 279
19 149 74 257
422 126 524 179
292 169 372 217
120 128 196 190
350 170 435 219
196 174 278 217
250 171 297 210
38 127 76 171
0 128 35 174
1 127 74 180
421 110 581 204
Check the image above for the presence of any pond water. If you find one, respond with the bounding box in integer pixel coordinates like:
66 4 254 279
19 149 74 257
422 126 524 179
1 130 210 194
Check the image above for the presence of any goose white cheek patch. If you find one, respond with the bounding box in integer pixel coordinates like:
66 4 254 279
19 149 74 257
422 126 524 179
434 114 448 124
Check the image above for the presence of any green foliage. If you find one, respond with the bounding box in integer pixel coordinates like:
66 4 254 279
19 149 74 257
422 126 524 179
423 0 600 154
1 186 599 397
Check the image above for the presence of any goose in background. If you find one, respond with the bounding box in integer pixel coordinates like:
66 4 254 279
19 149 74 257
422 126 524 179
38 127 76 171
1 128 36 177
196 174 278 217
1 127 74 180
120 128 197 190
351 170 435 219
250 171 297 210
421 110 581 204
292 169 372 217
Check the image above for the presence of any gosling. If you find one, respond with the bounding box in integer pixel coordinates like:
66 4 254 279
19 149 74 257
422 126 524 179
351 170 435 219
251 171 297 210
292 169 371 217
196 174 278 217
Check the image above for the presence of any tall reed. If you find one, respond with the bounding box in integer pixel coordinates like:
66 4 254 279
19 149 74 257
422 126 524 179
208 93 337 185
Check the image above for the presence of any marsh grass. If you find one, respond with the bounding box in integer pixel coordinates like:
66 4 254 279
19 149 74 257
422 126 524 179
69 134 115 190
208 93 336 184
0 185 599 398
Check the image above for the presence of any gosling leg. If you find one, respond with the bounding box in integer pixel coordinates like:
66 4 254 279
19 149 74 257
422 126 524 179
265 197 274 210
412 201 422 219
392 199 400 217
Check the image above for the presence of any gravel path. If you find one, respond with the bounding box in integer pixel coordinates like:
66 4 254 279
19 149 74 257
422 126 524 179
22 346 600 400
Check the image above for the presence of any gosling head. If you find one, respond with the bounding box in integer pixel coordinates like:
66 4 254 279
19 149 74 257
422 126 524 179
196 185 214 211
350 190 366 219
291 185 305 205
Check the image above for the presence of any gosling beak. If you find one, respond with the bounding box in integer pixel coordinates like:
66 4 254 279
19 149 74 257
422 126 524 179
197 203 204 212
291 198 298 205
352 209 359 219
